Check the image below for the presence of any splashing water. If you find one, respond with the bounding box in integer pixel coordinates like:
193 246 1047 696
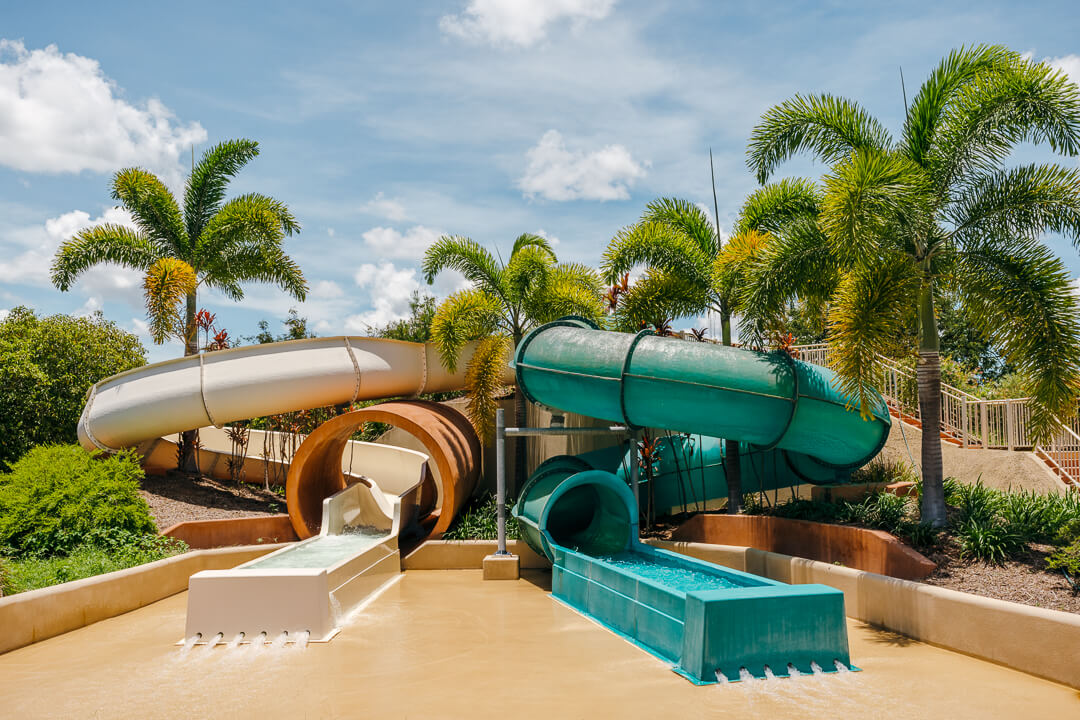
834 660 850 673
715 671 729 683
738 668 756 683
248 631 268 654
810 661 824 675
179 634 201 657
209 632 224 647
271 632 289 650
787 664 802 678
329 594 343 628
226 633 244 650
763 665 777 680
294 631 310 649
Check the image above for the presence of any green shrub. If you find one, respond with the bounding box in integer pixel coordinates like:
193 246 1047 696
860 492 911 533
0 445 155 558
769 498 843 524
998 490 1059 544
850 459 918 486
442 494 520 541
898 520 941 550
1055 517 1080 546
950 480 1000 527
2 534 187 594
0 307 145 469
956 519 1025 563
1046 541 1080 579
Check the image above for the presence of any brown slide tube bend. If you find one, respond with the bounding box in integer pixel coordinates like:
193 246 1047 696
286 400 481 540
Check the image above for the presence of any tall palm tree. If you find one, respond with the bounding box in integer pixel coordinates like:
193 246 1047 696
51 138 307 470
423 233 603 490
742 45 1080 526
602 198 750 513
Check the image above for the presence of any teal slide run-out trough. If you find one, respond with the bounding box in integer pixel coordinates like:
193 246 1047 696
512 318 888 683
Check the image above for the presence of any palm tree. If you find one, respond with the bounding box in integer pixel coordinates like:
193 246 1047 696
51 138 307 470
742 45 1080 526
601 198 750 513
422 233 603 490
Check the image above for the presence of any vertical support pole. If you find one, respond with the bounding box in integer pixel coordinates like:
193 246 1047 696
496 408 507 555
961 399 969 449
629 430 640 531
1006 400 1015 451
980 402 989 449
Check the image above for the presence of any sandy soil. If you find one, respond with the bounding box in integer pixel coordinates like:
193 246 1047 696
140 474 284 530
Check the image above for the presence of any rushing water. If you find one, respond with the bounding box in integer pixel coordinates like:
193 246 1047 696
242 525 389 570
597 551 751 592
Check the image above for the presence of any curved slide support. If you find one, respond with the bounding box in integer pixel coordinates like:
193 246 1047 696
287 400 481 539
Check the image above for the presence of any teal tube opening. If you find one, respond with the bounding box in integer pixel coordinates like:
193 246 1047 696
514 467 637 561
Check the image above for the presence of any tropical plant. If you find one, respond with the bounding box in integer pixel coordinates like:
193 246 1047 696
0 307 145 469
740 45 1080 526
422 233 604 487
602 197 753 513
50 139 307 470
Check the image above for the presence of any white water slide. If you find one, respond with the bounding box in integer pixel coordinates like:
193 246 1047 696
77 336 501 645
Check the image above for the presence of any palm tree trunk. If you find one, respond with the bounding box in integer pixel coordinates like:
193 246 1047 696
916 279 946 527
720 310 742 514
179 291 200 474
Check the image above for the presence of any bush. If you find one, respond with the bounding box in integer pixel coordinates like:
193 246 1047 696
768 498 844 523
0 445 155 558
956 519 1025 563
949 480 1000 527
442 494 520 541
1055 517 1080 546
898 520 941 550
850 458 918 486
1 533 187 595
1046 542 1080 580
0 307 145 469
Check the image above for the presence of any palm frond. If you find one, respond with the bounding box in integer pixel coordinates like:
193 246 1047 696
184 139 261 241
747 93 892 183
503 244 554 307
422 235 505 298
202 241 308 301
50 225 163 291
464 334 512 443
613 270 708 331
195 193 299 263
956 236 1080 440
143 257 197 345
902 44 1017 167
828 256 920 417
927 52 1080 188
641 197 720 256
511 233 557 260
735 178 822 234
526 262 604 324
949 164 1080 247
430 289 503 372
601 221 712 289
111 168 188 253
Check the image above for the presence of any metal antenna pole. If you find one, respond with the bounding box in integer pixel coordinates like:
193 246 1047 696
495 408 508 555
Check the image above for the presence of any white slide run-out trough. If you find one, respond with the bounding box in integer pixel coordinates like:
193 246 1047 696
184 446 428 644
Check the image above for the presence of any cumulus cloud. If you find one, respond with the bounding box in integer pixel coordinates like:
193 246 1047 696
361 192 408 221
0 40 206 183
1047 54 1080 87
361 225 443 260
347 262 423 330
0 207 142 309
440 0 616 47
518 130 646 201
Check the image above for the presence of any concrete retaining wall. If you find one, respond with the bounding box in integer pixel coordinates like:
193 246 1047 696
671 514 936 580
402 539 550 569
0 544 284 655
162 515 298 548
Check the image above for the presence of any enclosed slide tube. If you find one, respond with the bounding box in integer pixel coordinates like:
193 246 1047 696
513 318 885 682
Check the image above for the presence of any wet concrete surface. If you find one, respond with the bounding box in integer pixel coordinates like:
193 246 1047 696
1 570 1077 719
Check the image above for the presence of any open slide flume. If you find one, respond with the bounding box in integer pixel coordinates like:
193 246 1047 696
75 335 505 646
512 318 890 682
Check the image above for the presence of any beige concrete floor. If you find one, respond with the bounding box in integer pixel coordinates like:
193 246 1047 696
1 570 1076 719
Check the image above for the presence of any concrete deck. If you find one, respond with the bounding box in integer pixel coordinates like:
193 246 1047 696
1 570 1076 719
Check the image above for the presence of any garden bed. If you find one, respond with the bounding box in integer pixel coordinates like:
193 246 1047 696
140 473 285 529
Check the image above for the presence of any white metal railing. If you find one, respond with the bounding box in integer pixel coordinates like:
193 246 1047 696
793 342 1079 488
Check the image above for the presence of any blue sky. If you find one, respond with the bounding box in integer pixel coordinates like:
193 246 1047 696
2 0 1079 361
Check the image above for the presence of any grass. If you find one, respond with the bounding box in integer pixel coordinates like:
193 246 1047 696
442 493 520 541
0 532 188 595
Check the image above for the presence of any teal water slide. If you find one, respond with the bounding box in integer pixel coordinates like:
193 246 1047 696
511 318 891 683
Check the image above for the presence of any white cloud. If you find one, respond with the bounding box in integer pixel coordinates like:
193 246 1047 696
440 0 616 48
0 309 8 322
311 280 344 298
361 192 408 221
360 225 443 260
348 262 423 330
0 40 206 183
1047 54 1080 88
518 130 646 201
0 207 142 309
535 228 561 246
